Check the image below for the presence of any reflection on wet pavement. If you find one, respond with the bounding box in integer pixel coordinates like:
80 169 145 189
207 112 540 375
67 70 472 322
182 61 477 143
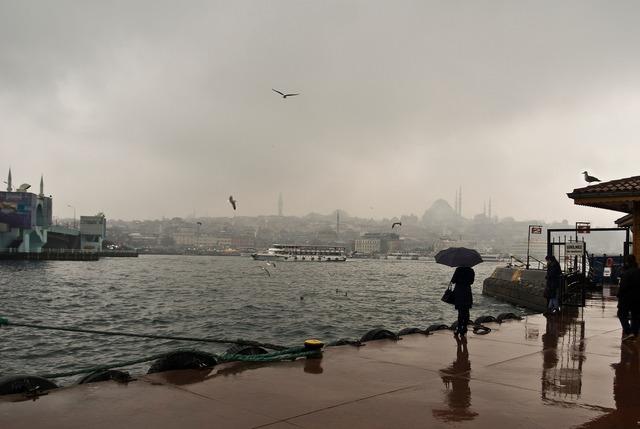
541 307 586 402
433 336 478 422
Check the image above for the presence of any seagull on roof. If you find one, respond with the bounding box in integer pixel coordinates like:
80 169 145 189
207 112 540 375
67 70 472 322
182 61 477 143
582 171 601 184
228 195 237 210
392 222 402 229
272 88 299 99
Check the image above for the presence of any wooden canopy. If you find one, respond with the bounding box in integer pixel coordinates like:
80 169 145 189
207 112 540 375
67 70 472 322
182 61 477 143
567 175 640 257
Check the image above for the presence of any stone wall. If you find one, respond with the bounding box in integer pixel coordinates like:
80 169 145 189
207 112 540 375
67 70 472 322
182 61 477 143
482 267 547 312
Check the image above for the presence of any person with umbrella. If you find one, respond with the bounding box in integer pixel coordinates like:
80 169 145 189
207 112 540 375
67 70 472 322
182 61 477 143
435 247 483 338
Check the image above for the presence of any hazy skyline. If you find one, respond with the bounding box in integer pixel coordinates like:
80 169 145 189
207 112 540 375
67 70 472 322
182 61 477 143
2 1 639 226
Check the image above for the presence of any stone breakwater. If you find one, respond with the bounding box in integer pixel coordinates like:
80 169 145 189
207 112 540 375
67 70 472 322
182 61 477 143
482 267 547 312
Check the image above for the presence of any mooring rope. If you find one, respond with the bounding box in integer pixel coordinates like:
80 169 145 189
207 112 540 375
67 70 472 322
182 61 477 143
36 346 320 379
0 311 520 383
0 317 287 351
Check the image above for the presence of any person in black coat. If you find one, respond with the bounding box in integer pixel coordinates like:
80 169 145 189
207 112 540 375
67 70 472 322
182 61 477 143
545 255 562 313
617 254 640 341
451 266 474 337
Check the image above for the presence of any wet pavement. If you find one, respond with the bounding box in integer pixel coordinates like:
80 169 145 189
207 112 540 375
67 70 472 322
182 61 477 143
1 292 639 428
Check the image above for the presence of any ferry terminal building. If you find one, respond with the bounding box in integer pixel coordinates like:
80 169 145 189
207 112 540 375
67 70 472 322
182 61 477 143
567 174 639 257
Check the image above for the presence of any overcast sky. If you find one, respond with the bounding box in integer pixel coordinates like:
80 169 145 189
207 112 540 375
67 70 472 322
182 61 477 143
1 1 639 225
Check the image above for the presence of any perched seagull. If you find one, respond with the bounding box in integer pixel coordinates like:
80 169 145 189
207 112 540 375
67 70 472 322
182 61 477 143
272 88 299 99
392 222 402 229
228 195 237 210
261 267 271 277
582 171 601 184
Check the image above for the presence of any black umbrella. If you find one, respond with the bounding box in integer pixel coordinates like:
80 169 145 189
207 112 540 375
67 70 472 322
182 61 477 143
435 247 483 267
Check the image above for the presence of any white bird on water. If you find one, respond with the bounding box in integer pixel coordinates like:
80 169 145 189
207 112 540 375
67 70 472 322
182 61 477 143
582 171 601 184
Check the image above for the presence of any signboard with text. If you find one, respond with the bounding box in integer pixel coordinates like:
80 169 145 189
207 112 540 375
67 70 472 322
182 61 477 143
529 225 544 242
576 222 591 234
565 241 585 256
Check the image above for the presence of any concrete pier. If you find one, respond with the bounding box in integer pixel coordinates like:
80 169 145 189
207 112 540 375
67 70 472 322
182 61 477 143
0 294 636 428
0 249 99 261
483 267 548 312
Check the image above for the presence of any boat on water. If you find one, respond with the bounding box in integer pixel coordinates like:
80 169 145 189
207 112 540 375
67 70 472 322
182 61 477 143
386 252 420 260
252 244 347 262
479 253 507 262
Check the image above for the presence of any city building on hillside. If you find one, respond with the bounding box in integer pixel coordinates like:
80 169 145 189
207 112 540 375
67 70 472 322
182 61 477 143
432 238 477 254
354 233 401 255
173 228 196 246
508 239 547 265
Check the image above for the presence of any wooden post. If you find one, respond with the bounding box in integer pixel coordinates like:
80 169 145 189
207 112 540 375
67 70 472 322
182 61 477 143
634 202 640 258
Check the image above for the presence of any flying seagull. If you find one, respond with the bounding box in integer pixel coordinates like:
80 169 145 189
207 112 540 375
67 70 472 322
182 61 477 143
261 267 271 277
266 261 277 268
392 222 402 229
228 195 237 210
272 88 299 99
582 171 601 184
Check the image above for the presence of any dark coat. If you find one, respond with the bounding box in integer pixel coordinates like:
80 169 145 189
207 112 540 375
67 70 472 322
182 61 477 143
545 260 562 296
618 266 640 309
451 267 474 309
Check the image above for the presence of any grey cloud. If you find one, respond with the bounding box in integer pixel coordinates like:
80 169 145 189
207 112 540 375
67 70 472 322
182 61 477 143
1 1 639 225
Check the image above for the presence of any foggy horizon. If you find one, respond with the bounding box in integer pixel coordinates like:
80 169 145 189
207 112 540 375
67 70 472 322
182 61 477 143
2 1 639 227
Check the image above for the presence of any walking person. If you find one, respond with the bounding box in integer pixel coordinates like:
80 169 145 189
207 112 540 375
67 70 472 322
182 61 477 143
617 254 640 341
451 266 474 337
545 255 562 314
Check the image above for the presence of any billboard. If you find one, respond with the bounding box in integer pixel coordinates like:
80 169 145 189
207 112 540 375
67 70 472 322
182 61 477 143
0 192 34 228
0 192 52 229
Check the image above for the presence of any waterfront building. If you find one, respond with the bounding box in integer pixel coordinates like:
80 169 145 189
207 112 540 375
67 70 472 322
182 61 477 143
79 214 107 252
354 232 400 255
568 175 639 256
0 172 52 252
354 238 381 254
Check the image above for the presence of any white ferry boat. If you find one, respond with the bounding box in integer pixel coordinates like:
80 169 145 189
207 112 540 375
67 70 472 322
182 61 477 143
252 244 347 262
386 252 420 260
479 254 506 262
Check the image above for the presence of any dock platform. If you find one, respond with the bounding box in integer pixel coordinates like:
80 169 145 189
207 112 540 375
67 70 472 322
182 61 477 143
0 295 637 428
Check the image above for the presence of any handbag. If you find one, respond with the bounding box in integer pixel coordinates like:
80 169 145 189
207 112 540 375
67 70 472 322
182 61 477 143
441 283 455 305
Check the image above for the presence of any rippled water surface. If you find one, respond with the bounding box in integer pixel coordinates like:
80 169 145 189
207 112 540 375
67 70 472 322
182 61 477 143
0 255 528 382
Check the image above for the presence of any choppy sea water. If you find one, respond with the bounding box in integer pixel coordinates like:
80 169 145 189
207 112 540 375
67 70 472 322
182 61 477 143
0 255 529 384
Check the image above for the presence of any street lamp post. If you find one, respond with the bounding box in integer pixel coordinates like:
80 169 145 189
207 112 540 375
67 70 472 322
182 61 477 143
67 204 76 229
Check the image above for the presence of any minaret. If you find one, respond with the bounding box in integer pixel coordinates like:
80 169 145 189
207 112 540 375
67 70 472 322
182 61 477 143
6 168 12 192
336 210 340 239
483 201 486 216
488 198 492 219
454 189 458 214
458 186 462 216
278 192 283 216
39 175 44 197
